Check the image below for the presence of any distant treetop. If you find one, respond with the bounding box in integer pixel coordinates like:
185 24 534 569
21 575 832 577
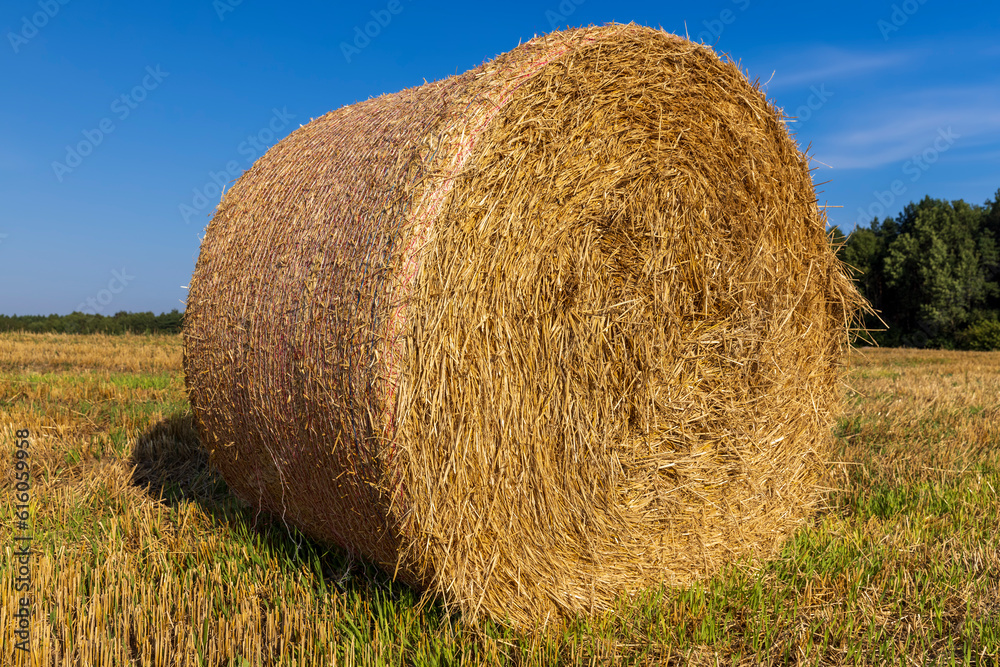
0 309 184 335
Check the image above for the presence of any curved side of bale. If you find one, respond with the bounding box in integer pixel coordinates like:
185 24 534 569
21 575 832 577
183 70 478 583
184 23 865 628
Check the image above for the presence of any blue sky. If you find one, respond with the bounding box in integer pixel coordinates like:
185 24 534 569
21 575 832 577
2 0 998 316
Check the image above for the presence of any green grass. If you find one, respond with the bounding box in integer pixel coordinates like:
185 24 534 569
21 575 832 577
1 336 999 665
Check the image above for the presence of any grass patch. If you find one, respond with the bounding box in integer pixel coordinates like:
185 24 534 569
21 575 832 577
1 334 998 665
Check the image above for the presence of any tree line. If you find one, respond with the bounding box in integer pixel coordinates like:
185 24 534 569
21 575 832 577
0 310 184 335
831 189 1000 350
4 189 1000 349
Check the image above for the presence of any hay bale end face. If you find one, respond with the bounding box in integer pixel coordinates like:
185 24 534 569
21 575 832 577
183 23 864 627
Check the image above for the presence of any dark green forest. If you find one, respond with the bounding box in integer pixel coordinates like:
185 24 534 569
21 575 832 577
831 189 1000 350
0 309 184 335
4 189 1000 349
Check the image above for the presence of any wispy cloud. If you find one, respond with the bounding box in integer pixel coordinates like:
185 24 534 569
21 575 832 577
762 47 918 89
946 148 1000 165
813 85 1000 169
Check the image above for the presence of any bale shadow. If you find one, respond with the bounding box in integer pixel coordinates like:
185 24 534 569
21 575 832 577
129 412 419 603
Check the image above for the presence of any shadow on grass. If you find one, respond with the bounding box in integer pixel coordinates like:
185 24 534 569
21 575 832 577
129 411 425 607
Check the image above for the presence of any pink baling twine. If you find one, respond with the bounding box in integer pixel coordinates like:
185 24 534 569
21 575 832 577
380 40 590 478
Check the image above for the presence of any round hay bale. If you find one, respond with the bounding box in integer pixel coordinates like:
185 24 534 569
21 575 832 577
183 23 864 627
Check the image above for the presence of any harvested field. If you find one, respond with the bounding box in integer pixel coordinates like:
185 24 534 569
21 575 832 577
1 334 998 664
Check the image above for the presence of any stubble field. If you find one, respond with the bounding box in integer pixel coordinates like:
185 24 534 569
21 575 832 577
1 332 998 665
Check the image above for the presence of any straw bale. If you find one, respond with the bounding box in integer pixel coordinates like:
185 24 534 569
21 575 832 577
183 23 865 628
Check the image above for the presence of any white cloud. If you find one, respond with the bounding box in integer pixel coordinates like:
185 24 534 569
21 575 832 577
761 47 917 90
811 85 1000 169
